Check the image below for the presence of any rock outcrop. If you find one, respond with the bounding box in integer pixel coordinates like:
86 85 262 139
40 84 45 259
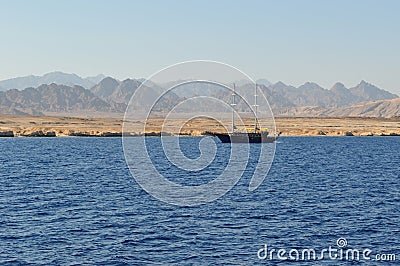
0 131 14 137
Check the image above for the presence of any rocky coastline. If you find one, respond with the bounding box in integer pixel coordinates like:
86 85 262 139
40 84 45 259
1 115 400 138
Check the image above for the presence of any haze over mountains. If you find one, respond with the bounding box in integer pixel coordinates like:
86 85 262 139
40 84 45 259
0 72 398 118
0 72 105 91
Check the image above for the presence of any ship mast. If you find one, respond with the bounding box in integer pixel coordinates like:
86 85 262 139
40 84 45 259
253 84 259 133
231 83 236 133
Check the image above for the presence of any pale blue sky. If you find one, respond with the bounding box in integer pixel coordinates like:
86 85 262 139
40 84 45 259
0 0 399 93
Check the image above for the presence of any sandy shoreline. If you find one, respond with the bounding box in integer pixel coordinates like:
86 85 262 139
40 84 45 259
0 115 400 137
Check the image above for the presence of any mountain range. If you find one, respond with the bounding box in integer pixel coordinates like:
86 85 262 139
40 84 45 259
0 72 398 118
0 72 106 91
0 76 180 116
260 80 398 108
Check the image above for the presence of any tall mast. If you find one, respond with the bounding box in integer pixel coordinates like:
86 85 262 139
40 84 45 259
231 83 236 133
253 84 259 133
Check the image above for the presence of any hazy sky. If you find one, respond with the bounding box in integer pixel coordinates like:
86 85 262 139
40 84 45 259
0 0 399 93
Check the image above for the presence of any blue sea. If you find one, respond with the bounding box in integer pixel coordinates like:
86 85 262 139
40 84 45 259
0 137 399 265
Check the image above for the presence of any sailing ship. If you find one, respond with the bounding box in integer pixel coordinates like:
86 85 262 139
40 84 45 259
207 84 278 143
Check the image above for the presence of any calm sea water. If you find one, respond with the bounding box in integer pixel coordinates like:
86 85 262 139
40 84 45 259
0 137 399 265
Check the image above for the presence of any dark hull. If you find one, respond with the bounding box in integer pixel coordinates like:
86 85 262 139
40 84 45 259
213 133 277 143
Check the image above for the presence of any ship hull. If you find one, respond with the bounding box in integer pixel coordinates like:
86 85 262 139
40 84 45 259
213 133 277 143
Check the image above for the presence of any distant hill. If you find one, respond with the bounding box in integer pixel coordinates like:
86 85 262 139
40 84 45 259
349 80 397 101
323 98 400 118
91 77 142 104
85 74 107 84
90 77 120 100
255 79 272 87
0 72 106 91
274 98 400 118
90 77 180 108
